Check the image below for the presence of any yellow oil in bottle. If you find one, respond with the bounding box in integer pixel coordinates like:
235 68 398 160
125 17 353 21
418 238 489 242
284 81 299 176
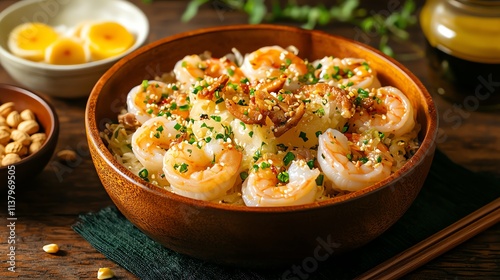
420 0 500 109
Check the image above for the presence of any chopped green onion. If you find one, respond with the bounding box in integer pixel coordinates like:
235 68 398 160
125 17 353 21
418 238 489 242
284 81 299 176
240 171 249 181
174 163 189 173
362 62 370 71
210 115 221 122
307 159 315 169
315 174 324 186
138 168 149 181
253 149 262 161
141 80 149 91
283 152 295 166
260 161 271 169
278 171 290 183
341 123 349 133
299 131 308 142
333 66 340 75
357 88 370 98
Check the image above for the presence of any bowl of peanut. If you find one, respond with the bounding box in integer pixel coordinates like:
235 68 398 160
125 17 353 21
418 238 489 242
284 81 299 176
0 84 59 185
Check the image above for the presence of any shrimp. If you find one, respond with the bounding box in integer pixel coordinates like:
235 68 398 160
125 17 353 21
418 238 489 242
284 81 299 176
317 128 392 192
240 45 308 90
173 53 245 87
162 140 243 201
131 116 183 175
241 154 321 207
126 80 189 124
312 57 381 89
348 86 416 137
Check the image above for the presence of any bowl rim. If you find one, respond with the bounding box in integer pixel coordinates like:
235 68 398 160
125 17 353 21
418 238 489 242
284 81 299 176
0 0 150 71
86 24 438 213
0 83 59 169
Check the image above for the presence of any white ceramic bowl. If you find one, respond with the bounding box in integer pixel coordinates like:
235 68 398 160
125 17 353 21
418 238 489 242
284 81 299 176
0 0 149 98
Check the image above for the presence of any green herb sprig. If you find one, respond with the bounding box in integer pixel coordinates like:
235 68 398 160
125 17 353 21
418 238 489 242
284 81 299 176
180 0 417 56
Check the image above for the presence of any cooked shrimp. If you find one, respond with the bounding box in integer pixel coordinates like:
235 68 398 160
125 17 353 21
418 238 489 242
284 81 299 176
348 86 416 137
241 154 321 207
312 57 381 89
173 53 245 87
317 128 392 192
126 80 189 124
131 116 182 175
162 140 243 201
240 45 307 90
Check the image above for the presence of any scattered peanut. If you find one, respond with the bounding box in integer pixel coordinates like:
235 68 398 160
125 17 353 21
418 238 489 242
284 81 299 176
0 102 15 117
29 141 44 154
97 267 115 279
42 243 59 254
0 101 46 166
57 149 77 162
31 132 47 143
10 130 31 146
0 130 10 146
1 153 21 166
17 119 39 135
5 141 27 156
20 109 36 121
0 125 11 133
6 111 21 128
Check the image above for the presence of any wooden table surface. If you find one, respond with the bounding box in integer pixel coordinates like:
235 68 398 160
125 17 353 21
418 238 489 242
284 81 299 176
1 0 499 279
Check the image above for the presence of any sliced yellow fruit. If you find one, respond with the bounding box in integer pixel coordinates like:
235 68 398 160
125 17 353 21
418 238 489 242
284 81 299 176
45 37 89 65
8 22 59 62
83 21 135 61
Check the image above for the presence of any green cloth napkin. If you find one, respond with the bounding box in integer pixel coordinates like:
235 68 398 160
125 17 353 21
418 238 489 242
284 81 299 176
73 149 500 280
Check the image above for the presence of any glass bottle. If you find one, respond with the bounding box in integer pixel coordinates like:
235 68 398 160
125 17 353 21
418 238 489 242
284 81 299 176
420 0 500 109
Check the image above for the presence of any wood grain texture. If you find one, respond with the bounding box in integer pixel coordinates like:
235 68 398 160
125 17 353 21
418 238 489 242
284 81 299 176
1 0 499 279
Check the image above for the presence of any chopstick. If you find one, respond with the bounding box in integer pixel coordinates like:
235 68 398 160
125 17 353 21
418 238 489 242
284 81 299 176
354 197 500 280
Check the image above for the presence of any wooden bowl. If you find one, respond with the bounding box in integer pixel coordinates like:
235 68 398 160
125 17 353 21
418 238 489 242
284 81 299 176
0 84 59 185
85 24 438 267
